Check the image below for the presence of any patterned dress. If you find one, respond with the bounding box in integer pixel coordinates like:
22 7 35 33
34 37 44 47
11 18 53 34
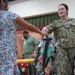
0 10 20 75
46 18 75 75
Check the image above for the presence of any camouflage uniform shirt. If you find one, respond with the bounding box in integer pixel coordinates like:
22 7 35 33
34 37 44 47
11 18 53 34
46 18 75 48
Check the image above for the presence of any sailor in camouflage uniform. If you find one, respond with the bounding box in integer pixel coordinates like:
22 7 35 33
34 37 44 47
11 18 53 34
42 3 75 75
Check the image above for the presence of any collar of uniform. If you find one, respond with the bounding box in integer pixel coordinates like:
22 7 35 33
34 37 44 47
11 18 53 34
59 17 70 22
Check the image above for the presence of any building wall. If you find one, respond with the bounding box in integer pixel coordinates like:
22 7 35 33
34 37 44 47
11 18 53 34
9 0 75 18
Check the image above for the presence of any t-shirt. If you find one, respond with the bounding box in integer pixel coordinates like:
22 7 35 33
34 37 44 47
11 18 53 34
23 36 38 55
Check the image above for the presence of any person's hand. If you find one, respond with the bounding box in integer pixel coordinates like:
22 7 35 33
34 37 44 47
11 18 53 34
41 31 47 37
31 53 37 58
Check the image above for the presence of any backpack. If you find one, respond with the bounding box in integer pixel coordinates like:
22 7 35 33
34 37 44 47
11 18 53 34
34 35 56 75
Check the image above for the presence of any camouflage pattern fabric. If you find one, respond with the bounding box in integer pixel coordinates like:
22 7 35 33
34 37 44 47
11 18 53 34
46 18 75 75
55 46 75 75
47 18 75 48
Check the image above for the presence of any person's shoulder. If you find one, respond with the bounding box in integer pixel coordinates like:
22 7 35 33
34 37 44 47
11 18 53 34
29 36 35 39
1 10 11 15
54 19 62 23
51 19 60 25
5 11 13 14
69 18 75 21
6 11 18 16
67 18 75 23
32 36 36 40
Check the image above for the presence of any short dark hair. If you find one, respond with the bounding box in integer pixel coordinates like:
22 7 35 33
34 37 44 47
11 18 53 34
23 30 28 34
